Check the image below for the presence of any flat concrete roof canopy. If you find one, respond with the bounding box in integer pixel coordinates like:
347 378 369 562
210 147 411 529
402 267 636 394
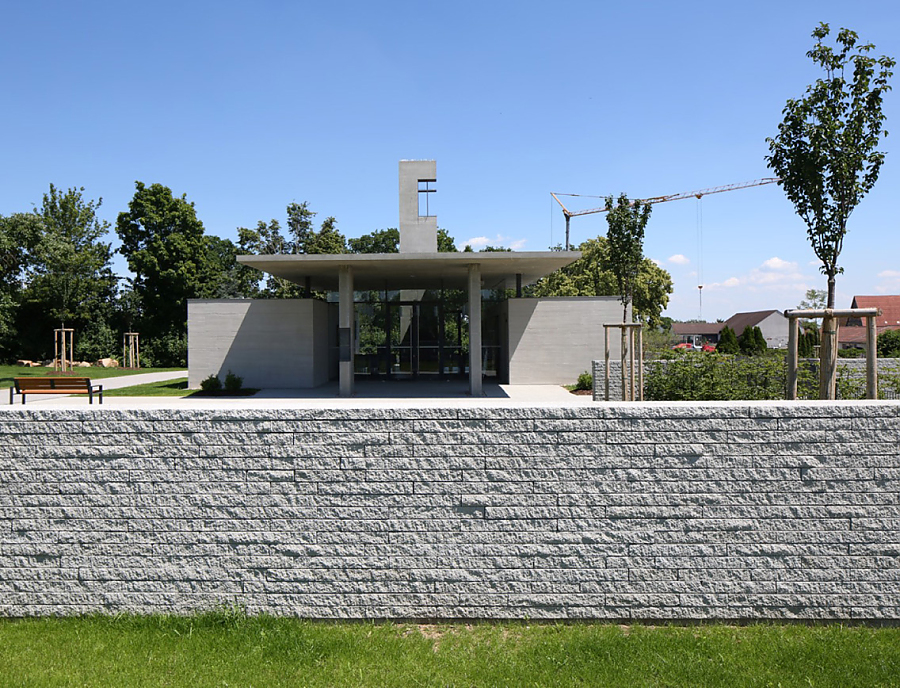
238 251 582 291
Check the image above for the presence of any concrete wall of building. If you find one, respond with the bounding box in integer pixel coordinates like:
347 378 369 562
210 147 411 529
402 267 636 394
758 311 789 349
507 297 625 385
2 403 899 620
398 160 438 253
187 299 330 389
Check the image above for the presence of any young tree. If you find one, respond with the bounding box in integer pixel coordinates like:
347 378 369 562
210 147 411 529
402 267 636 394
716 325 739 354
766 24 893 308
605 194 652 322
766 24 894 397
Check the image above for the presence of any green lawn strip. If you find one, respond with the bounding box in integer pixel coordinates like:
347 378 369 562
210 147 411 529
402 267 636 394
0 616 898 687
0 365 184 389
101 378 191 397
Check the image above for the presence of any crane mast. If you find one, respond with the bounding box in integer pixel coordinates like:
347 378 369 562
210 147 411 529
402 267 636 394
551 177 780 250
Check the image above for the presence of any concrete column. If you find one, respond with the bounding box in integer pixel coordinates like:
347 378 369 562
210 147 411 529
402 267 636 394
468 264 482 396
339 265 354 397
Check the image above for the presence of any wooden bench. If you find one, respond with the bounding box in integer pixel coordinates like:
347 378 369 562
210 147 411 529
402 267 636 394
10 377 103 405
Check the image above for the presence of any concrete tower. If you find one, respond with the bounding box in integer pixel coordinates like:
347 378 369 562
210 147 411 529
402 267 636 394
399 160 437 253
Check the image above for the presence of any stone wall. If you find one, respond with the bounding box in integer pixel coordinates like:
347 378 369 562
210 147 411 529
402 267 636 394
2 404 899 620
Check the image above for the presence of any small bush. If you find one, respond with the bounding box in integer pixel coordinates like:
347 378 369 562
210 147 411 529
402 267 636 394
200 374 221 392
223 370 243 392
575 371 593 391
877 329 900 358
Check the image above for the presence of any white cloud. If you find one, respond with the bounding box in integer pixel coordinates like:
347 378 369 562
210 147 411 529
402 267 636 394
458 233 526 251
461 236 490 249
876 269 900 293
704 257 809 293
761 256 797 271
668 254 690 265
650 257 663 267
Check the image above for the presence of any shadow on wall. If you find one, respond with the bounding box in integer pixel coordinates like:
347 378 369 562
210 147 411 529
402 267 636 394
188 299 330 389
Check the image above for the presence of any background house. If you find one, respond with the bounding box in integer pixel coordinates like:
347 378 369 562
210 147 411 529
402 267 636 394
838 295 900 349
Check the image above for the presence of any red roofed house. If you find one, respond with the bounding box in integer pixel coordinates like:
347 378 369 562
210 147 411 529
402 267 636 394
838 295 900 349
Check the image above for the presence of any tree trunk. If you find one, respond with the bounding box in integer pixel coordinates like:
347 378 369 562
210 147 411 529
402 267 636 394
819 273 838 399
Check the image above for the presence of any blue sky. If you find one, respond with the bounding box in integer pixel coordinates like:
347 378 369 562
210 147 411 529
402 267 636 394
1 0 898 321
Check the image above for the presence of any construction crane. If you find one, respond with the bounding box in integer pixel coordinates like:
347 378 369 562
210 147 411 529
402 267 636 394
550 177 780 250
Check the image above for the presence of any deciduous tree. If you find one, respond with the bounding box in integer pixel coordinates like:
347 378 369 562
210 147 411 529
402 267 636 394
116 182 208 365
766 23 894 397
605 194 652 323
530 237 672 327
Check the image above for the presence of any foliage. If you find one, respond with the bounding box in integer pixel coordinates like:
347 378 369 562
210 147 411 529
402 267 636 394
236 219 301 298
307 216 347 255
200 374 222 392
116 182 209 363
766 23 894 308
75 319 118 361
877 329 900 358
716 326 739 354
142 331 187 368
237 202 347 298
644 354 787 401
437 228 458 252
529 236 672 327
575 371 593 391
798 326 820 357
348 228 399 254
0 213 41 358
604 194 652 322
798 289 827 311
643 321 677 356
199 235 244 299
738 326 767 356
223 370 243 392
26 185 116 327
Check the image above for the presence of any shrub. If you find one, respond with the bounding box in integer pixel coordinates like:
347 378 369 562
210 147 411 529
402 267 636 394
575 371 592 391
644 354 786 401
224 370 243 392
716 326 739 354
143 332 187 367
877 329 900 358
200 374 221 392
75 319 117 362
738 325 766 356
798 327 819 357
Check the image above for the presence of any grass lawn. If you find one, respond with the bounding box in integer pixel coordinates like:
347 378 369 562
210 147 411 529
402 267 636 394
102 377 191 397
0 365 184 389
0 615 898 687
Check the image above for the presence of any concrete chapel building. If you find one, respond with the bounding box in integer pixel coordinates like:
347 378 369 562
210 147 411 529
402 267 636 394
188 161 626 396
